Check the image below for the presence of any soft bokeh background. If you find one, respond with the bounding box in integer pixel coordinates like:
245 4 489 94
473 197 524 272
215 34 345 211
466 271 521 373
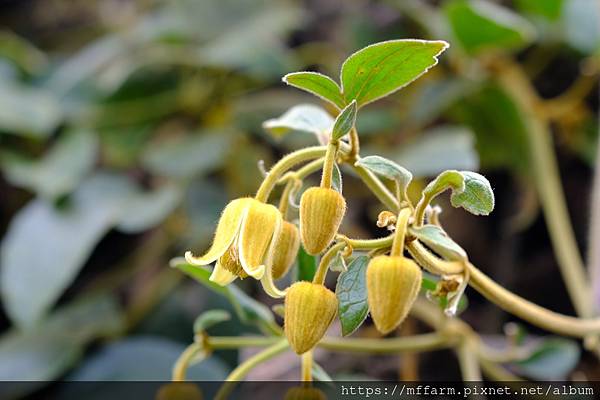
0 0 598 397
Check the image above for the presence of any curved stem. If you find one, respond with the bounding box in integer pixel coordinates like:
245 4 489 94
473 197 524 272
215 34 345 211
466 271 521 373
320 141 339 189
255 146 328 202
349 162 399 211
301 350 313 382
495 58 592 319
278 179 297 219
279 158 325 184
407 240 465 275
172 343 204 382
347 127 360 161
208 336 279 349
318 332 453 353
467 261 600 337
391 208 412 257
337 234 394 250
456 340 482 381
313 242 346 285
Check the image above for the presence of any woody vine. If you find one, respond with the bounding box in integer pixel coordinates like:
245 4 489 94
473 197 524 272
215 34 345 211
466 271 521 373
165 39 600 395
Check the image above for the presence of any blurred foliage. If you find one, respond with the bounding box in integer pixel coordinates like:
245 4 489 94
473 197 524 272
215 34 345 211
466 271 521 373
0 0 598 394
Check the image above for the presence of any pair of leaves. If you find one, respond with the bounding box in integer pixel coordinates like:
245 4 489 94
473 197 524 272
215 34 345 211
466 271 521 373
425 170 495 216
284 39 448 109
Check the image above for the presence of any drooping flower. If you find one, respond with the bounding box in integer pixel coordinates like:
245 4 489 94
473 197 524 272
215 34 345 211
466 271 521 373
284 281 338 354
299 187 346 255
366 255 422 334
185 197 286 297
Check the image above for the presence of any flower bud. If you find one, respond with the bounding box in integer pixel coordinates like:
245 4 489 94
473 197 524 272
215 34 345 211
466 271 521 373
271 221 300 280
284 281 338 354
299 187 346 255
284 387 327 400
366 256 422 335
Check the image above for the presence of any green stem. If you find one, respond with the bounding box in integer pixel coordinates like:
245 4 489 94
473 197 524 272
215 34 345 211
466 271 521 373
172 343 204 381
320 141 339 189
301 350 313 382
337 234 394 250
391 208 412 257
496 60 592 318
456 340 482 382
207 336 280 349
313 242 346 285
255 146 328 202
318 332 453 353
349 162 399 211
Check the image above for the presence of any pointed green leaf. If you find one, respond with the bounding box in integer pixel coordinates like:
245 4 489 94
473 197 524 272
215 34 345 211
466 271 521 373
331 100 357 141
450 171 495 216
340 39 448 108
336 255 369 336
410 225 467 261
445 0 536 54
283 71 346 109
262 104 334 138
423 170 465 198
355 155 413 195
331 163 343 194
193 310 231 333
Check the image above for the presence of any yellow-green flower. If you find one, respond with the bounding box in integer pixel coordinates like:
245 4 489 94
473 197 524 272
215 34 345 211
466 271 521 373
185 197 286 297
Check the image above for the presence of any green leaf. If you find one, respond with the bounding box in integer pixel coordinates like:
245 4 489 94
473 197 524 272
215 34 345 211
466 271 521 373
282 72 346 109
0 80 62 137
410 225 467 261
513 338 580 380
141 130 233 179
445 0 536 54
170 259 274 327
0 295 122 399
331 163 343 194
193 310 231 333
340 39 448 108
563 0 600 54
331 100 357 141
1 130 97 200
0 173 139 328
297 246 317 281
355 155 413 194
514 0 564 20
115 184 183 233
336 255 369 336
262 104 334 138
450 171 495 216
389 125 479 177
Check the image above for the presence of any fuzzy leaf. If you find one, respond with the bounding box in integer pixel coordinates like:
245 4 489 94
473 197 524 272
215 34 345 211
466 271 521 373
450 171 495 216
331 100 357 141
340 39 448 108
331 163 343 194
336 256 369 336
355 155 412 194
410 225 467 261
262 104 334 138
283 72 345 109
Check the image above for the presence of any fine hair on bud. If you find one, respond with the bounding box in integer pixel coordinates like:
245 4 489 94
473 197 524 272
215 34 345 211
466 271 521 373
271 221 300 280
367 256 422 335
299 187 346 255
284 281 338 354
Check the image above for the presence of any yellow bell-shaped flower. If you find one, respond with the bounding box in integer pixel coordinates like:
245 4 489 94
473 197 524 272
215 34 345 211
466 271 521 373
299 187 346 255
185 197 281 286
284 281 338 354
271 221 300 280
366 255 422 335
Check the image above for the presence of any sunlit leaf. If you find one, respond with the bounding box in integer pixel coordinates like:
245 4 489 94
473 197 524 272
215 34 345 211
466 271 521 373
340 39 448 107
355 155 412 195
445 0 535 54
1 131 97 199
283 72 345 109
336 256 369 336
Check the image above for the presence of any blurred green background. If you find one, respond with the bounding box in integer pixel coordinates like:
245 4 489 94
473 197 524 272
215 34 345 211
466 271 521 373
0 0 598 396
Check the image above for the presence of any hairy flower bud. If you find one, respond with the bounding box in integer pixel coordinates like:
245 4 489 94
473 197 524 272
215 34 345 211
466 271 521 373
299 187 346 255
271 221 300 280
284 281 338 354
284 387 327 400
366 256 422 335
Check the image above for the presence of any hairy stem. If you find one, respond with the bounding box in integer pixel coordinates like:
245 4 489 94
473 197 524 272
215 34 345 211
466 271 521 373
313 242 346 285
301 350 313 382
456 341 482 381
320 141 339 189
349 162 399 211
172 343 204 382
391 208 412 257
